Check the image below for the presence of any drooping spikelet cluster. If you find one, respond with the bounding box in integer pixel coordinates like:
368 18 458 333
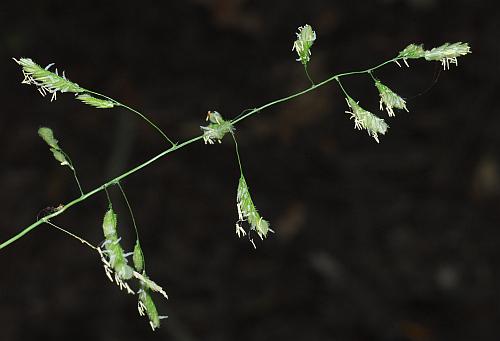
374 80 408 117
345 97 389 143
97 208 167 330
236 175 273 248
99 208 135 293
292 24 316 65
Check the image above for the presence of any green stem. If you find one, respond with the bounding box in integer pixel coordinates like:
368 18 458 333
117 182 140 241
0 56 402 251
84 90 176 147
60 150 84 196
335 77 349 98
231 57 401 125
304 64 315 86
231 133 244 176
0 135 202 250
71 167 84 196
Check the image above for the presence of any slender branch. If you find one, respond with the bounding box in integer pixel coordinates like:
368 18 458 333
45 220 98 250
231 57 401 125
0 55 403 251
84 89 177 147
0 135 202 250
59 149 84 196
335 77 349 98
117 182 140 242
231 133 244 175
303 65 315 86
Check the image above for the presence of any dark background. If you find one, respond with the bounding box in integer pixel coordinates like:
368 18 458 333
1 1 498 340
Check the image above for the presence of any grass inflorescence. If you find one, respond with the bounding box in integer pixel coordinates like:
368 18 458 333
3 24 471 330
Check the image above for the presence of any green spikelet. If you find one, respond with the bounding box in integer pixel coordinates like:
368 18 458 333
139 289 161 330
101 208 133 280
76 94 114 109
133 241 144 273
38 127 59 149
38 127 72 167
102 208 118 240
398 44 425 59
292 24 316 65
374 80 408 117
424 42 471 69
345 97 388 143
14 58 84 101
200 111 234 144
236 175 271 242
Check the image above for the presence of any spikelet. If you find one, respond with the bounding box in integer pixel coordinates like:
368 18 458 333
236 175 272 248
398 44 426 59
135 271 168 331
345 97 388 143
38 127 73 168
374 80 408 117
396 42 471 69
138 288 161 330
98 208 134 294
133 240 144 273
424 42 471 70
292 24 316 65
76 94 114 109
13 58 84 101
200 111 234 144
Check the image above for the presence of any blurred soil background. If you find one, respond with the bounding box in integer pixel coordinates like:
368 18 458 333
1 0 499 340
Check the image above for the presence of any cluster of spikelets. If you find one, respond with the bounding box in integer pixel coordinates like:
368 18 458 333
292 24 316 65
397 42 471 70
200 111 235 144
289 26 471 142
38 127 74 169
37 125 167 330
13 58 114 108
344 42 470 142
236 175 273 248
98 208 168 330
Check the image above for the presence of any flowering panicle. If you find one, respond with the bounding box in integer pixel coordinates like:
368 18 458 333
345 97 388 143
76 94 114 109
13 58 84 101
374 80 408 117
97 209 168 330
200 111 235 144
236 175 272 248
292 24 316 65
